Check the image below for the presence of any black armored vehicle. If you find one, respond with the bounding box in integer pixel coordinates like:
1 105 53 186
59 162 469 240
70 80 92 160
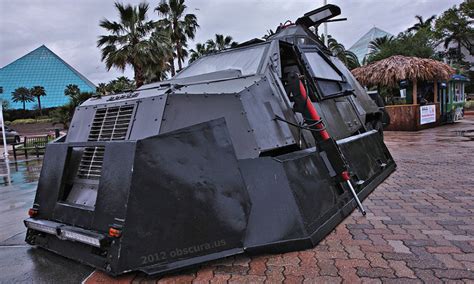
25 5 395 276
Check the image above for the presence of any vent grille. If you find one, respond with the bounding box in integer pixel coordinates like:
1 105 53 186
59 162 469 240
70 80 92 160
77 105 135 180
77 146 105 180
88 105 135 141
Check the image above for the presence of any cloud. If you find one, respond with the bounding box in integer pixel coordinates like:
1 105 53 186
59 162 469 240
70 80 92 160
0 0 462 84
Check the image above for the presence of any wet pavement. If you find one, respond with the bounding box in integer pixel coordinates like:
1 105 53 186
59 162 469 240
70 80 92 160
0 118 473 283
0 158 95 282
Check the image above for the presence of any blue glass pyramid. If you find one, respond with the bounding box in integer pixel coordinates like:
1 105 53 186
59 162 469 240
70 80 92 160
0 45 96 110
349 27 393 64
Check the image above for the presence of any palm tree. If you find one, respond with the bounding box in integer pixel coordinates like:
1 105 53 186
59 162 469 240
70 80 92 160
30 86 46 115
144 29 173 82
98 2 160 87
408 15 436 33
189 43 209 63
368 35 395 54
206 34 238 51
156 0 199 76
324 35 360 69
97 83 108 96
189 34 238 63
11 87 34 110
64 84 81 106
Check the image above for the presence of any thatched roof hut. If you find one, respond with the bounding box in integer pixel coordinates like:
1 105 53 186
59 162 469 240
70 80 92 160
351 55 455 87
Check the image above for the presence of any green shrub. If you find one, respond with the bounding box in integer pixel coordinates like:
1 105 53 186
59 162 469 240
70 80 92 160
10 118 52 125
465 101 472 109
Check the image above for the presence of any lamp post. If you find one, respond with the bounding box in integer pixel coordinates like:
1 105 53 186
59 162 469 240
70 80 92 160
0 103 11 185
323 0 328 46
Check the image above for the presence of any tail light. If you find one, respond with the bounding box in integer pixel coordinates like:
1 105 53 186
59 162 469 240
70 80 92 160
28 208 38 217
109 227 122 238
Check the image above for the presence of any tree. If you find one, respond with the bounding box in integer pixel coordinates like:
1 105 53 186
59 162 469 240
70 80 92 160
107 76 136 94
189 43 209 63
189 34 239 63
206 34 238 51
51 105 72 130
366 30 436 63
407 15 436 33
64 84 81 105
64 85 93 108
156 0 199 76
320 34 360 69
98 2 166 87
434 2 474 69
54 86 96 129
30 86 46 115
368 35 395 55
97 83 109 96
11 87 34 110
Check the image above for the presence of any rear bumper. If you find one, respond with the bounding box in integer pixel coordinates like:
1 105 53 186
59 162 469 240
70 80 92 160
25 218 106 248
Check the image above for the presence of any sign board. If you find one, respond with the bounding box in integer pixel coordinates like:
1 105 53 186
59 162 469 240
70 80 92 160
420 105 436 125
399 89 406 98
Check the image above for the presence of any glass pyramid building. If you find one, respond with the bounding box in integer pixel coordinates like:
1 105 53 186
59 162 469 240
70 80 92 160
0 45 96 110
349 27 393 64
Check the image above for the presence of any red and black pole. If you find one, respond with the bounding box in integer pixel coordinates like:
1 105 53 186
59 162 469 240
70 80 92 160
298 81 366 215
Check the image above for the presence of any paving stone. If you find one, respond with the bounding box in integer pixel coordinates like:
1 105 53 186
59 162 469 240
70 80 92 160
356 267 395 278
248 256 267 276
265 266 284 283
380 278 422 284
193 267 214 284
413 269 443 284
426 246 462 254
318 259 339 277
303 276 342 283
229 274 266 283
210 274 231 284
387 260 416 278
365 252 390 268
403 239 437 247
387 240 411 254
433 269 474 280
214 265 248 275
433 254 465 269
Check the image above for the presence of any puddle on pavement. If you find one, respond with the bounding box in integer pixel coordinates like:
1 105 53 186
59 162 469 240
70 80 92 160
0 158 43 188
453 129 474 141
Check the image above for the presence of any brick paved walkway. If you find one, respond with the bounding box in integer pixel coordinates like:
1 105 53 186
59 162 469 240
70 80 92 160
87 118 474 283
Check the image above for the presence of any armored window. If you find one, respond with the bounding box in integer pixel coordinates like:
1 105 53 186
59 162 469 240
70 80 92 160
175 44 267 79
304 51 343 81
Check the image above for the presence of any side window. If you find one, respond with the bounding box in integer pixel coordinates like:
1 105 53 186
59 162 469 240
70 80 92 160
303 51 343 81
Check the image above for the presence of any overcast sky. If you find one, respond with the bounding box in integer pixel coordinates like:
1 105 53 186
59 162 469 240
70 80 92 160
0 0 463 84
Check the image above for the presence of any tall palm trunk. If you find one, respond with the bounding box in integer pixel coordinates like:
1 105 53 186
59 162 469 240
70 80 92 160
169 58 176 76
23 101 26 110
37 97 43 116
176 41 183 71
134 65 145 88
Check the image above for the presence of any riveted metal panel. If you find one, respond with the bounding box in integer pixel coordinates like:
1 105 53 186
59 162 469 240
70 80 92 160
67 106 96 143
160 93 259 159
239 78 296 153
128 95 167 140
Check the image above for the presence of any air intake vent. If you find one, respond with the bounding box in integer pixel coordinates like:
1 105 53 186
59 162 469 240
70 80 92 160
77 146 105 180
88 105 135 141
77 105 135 180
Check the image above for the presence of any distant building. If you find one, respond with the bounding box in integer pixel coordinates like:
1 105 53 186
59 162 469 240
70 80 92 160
349 27 393 64
0 45 95 110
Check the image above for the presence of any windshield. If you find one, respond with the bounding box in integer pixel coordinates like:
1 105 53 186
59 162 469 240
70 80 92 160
175 44 267 79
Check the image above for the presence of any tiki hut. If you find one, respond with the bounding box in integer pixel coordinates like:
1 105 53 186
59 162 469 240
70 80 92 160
351 55 456 131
